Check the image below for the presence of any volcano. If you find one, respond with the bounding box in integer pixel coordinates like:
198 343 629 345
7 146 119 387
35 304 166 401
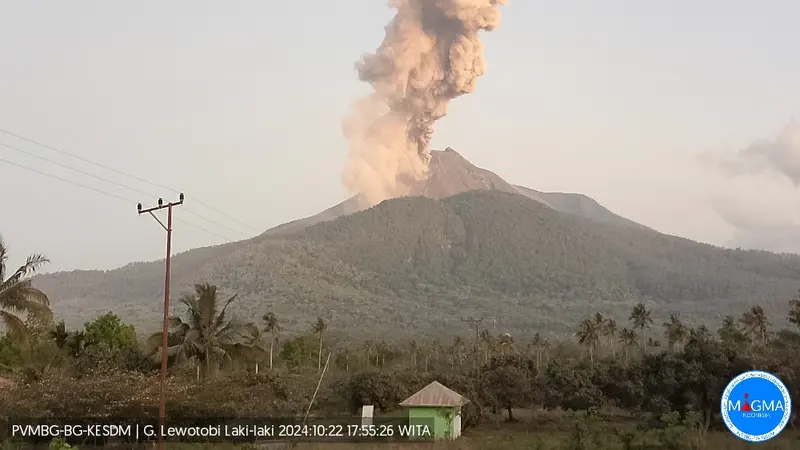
265 148 648 237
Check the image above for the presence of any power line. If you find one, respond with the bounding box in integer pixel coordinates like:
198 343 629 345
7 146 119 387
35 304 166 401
0 157 236 242
0 127 260 232
1 141 157 198
0 140 252 239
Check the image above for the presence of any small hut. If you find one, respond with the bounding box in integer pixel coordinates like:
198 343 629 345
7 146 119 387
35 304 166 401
399 381 469 440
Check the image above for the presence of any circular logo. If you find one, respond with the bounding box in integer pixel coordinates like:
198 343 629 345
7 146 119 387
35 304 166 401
720 371 791 442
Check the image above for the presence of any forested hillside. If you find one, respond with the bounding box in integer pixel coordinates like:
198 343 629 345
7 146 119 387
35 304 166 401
34 190 800 337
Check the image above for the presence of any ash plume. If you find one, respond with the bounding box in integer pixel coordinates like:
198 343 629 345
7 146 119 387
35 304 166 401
342 0 510 206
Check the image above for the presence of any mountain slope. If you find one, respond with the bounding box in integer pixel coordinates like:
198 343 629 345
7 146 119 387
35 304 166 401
34 190 800 337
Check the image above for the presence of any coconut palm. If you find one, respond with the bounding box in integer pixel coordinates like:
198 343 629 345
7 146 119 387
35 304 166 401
479 329 494 363
48 320 70 349
662 313 688 352
576 318 600 365
531 332 548 371
602 319 618 356
312 317 326 371
0 236 52 338
145 283 259 380
718 315 747 345
788 292 800 332
619 328 637 363
629 303 653 353
739 305 770 345
262 312 280 370
498 333 514 356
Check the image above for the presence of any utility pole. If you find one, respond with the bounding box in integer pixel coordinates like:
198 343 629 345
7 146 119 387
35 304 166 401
461 316 484 379
138 193 184 450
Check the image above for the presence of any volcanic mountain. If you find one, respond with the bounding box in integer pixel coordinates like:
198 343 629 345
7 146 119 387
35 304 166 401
33 149 800 337
265 148 647 237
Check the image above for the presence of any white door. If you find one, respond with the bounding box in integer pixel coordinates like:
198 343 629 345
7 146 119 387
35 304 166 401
453 411 461 438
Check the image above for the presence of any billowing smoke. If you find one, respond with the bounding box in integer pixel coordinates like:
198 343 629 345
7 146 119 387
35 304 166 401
342 0 510 206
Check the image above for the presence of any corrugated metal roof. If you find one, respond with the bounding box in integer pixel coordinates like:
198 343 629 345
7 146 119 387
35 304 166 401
399 381 469 407
0 376 14 390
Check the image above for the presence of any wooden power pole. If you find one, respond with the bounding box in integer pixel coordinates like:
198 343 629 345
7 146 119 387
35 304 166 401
138 193 184 450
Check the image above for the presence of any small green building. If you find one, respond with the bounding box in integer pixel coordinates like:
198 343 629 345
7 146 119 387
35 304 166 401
399 381 469 440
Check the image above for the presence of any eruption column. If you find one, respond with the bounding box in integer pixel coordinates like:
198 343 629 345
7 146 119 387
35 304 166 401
342 0 510 206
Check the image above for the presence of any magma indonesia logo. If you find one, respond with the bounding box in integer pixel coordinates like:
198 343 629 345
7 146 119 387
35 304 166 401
720 371 792 442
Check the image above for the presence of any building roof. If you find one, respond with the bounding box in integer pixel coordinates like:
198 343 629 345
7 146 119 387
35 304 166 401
399 381 469 407
0 376 15 391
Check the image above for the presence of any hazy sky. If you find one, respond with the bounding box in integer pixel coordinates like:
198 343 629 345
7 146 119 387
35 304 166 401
1 1 800 273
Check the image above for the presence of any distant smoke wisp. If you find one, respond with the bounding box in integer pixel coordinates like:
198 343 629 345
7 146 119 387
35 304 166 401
702 119 800 253
342 0 510 206
707 119 800 185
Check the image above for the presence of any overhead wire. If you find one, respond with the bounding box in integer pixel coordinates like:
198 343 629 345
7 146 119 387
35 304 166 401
0 156 237 243
0 138 255 239
0 127 260 233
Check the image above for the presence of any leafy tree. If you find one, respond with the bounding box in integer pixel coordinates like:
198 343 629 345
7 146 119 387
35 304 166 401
539 358 603 412
630 303 653 353
480 354 536 421
83 312 136 350
280 334 318 370
0 333 22 370
146 283 260 380
0 236 52 338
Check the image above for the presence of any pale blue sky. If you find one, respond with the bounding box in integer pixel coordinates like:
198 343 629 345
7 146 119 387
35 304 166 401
1 1 799 272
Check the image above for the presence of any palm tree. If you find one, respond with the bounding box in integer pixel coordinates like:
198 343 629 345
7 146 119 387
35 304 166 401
145 283 260 380
362 339 374 368
576 318 600 365
718 315 747 345
48 320 70 349
67 330 86 358
788 292 800 332
262 312 280 370
619 328 637 363
629 303 653 353
0 236 52 338
498 333 514 356
449 336 466 367
479 329 493 364
312 317 326 371
408 339 419 368
739 305 770 345
531 332 548 371
662 313 688 352
602 319 618 357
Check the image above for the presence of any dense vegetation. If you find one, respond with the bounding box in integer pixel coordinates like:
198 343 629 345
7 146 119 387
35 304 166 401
3 236 800 448
34 190 800 337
